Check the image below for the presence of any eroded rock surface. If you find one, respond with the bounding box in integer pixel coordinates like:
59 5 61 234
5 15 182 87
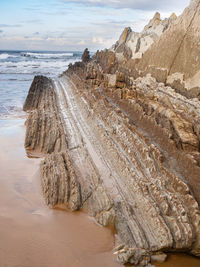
23 1 200 266
111 12 177 60
137 0 200 98
24 71 200 266
111 0 200 98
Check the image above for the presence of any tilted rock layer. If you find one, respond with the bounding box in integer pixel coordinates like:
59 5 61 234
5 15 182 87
112 0 200 99
24 1 200 266
112 12 177 60
137 0 200 98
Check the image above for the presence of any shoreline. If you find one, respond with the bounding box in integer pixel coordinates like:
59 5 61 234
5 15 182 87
22 66 200 265
0 118 120 267
0 112 199 267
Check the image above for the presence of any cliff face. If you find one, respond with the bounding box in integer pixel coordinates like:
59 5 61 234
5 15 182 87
24 72 200 266
112 12 177 60
137 0 200 98
113 0 200 98
23 1 200 266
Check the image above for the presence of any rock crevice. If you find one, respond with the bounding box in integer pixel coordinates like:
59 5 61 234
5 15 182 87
23 1 200 266
24 71 200 265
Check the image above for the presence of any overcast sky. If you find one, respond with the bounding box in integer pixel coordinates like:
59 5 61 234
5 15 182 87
0 0 190 51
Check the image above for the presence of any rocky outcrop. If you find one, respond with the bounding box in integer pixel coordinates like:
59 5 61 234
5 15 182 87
112 0 200 99
24 70 200 266
111 12 177 60
23 1 200 266
136 0 200 98
24 76 67 156
81 48 90 63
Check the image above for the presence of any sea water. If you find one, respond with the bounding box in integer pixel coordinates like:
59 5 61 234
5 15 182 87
0 50 119 267
0 50 82 119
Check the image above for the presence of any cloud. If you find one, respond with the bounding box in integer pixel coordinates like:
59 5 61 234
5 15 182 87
78 40 86 45
92 36 116 47
20 19 43 24
0 0 190 51
0 30 3 33
92 36 104 44
59 0 189 11
0 24 22 28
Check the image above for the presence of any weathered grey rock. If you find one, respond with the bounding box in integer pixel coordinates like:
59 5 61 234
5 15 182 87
81 48 90 63
137 0 200 98
111 12 177 60
24 70 200 265
41 152 81 211
23 1 200 266
151 253 167 263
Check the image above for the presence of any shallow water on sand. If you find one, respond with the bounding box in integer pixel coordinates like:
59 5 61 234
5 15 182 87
0 119 199 267
0 119 120 267
154 254 200 267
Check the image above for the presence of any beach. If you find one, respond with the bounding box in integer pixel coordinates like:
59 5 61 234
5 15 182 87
0 50 120 267
0 118 120 267
0 49 200 266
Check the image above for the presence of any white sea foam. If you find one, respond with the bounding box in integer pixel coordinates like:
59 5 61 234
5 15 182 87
0 53 18 59
21 52 74 59
0 59 77 75
0 50 81 118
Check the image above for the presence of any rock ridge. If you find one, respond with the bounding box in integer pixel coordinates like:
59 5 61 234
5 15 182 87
111 0 200 99
23 1 200 266
24 72 200 266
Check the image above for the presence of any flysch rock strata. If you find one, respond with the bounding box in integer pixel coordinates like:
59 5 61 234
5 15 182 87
112 0 200 99
111 12 177 61
24 72 200 265
23 1 200 266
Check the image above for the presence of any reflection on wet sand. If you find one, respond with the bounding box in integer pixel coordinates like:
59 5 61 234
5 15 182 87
0 119 199 267
154 254 200 267
0 119 120 267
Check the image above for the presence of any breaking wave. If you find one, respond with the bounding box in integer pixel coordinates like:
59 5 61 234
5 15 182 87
0 53 18 60
21 52 74 59
0 59 77 75
0 50 81 118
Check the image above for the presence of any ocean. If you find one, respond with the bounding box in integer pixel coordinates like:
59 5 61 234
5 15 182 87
0 50 82 119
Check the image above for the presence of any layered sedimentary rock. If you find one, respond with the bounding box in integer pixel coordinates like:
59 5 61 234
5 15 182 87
137 0 200 98
23 1 200 266
112 12 177 60
24 73 200 266
112 0 200 98
24 76 67 156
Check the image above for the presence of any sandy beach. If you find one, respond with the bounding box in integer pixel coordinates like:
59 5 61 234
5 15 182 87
0 118 200 267
0 118 120 267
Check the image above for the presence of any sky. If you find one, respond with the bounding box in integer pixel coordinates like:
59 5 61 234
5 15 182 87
0 0 190 51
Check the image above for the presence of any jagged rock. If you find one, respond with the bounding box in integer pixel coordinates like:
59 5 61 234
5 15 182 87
24 69 200 265
116 247 150 266
107 74 117 87
23 1 200 266
94 50 117 73
137 0 200 98
151 253 167 263
115 27 132 51
111 12 177 60
144 12 161 30
41 152 81 211
24 76 67 156
81 48 90 63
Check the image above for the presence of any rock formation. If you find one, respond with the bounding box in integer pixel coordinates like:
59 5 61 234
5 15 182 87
111 12 177 60
137 0 200 98
112 0 200 99
81 48 90 63
23 1 200 266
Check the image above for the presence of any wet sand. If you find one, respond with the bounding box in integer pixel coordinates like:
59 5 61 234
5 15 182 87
154 254 200 267
0 119 120 267
0 119 200 267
